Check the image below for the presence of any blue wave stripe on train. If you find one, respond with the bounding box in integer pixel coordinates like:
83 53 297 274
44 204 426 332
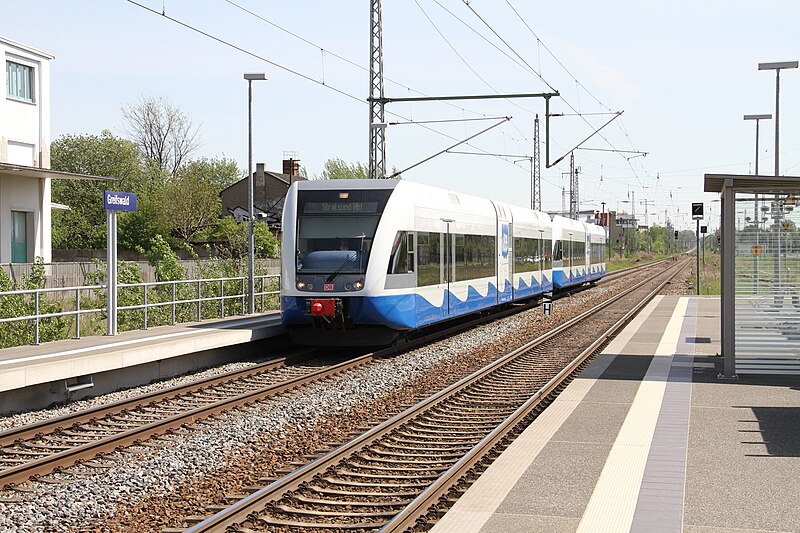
284 282 507 330
515 274 552 298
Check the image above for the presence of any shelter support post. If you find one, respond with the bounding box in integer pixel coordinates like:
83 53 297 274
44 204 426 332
721 179 736 378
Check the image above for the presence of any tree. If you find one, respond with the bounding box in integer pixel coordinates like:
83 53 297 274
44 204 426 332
317 158 369 180
207 217 279 259
51 131 163 249
153 158 241 243
122 95 200 176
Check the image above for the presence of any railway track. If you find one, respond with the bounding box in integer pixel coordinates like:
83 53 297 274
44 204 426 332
181 258 688 532
0 258 677 519
0 278 560 492
0 350 375 488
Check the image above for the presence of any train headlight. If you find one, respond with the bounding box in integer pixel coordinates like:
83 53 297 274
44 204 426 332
296 280 306 290
345 283 354 291
354 280 364 290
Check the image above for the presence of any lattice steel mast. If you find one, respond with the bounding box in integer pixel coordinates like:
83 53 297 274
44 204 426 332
368 0 386 179
532 115 541 211
569 152 580 219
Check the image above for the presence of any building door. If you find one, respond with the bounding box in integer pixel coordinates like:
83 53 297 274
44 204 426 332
11 211 28 263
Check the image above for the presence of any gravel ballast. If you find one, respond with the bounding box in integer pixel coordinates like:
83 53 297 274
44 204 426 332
0 264 688 532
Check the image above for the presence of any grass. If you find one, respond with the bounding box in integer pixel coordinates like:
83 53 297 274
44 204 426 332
687 250 720 295
606 252 669 273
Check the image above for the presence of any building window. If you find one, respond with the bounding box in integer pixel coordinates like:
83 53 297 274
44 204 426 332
11 211 29 263
6 61 34 102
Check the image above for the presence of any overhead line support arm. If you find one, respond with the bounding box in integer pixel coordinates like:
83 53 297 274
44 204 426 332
547 111 624 168
370 91 559 104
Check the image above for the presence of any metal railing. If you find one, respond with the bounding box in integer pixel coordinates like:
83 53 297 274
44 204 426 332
0 284 105 345
1 259 282 288
0 274 280 346
117 275 280 330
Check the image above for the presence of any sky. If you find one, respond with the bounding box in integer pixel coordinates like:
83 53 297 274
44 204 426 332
2 0 799 231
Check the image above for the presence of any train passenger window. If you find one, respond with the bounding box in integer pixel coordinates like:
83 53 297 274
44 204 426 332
553 240 562 261
573 240 584 261
513 237 539 273
463 234 495 279
544 239 553 270
388 231 408 274
387 231 415 274
417 232 441 286
406 233 415 272
454 234 467 281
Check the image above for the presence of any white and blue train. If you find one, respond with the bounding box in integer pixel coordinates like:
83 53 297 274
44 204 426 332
280 179 605 346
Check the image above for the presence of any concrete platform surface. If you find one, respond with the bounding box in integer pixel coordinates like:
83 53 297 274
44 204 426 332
0 312 284 413
433 296 800 533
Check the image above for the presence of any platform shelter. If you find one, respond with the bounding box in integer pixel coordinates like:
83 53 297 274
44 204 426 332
706 173 800 376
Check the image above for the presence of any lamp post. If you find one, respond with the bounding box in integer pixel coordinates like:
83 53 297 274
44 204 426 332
758 61 797 176
743 114 772 176
759 61 796 302
244 72 267 314
744 114 771 293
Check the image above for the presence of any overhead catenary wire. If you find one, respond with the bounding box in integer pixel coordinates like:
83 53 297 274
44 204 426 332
494 0 661 203
448 0 650 203
130 0 662 211
229 0 536 148
224 0 491 121
221 0 545 168
413 0 536 120
125 0 531 175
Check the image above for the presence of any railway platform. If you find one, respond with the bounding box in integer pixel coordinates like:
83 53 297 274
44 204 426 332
0 312 285 414
433 295 800 533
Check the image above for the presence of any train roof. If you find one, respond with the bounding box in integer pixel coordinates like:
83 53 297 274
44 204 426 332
291 179 557 220
291 178 400 191
551 215 586 233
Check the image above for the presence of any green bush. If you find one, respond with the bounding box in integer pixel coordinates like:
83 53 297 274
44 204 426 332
0 258 67 347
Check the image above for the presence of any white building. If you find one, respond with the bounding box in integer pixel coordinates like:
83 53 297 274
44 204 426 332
0 35 54 263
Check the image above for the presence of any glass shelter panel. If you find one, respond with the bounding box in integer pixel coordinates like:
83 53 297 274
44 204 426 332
734 190 800 374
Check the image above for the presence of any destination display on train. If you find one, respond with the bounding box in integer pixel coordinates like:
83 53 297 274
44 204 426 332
303 202 379 214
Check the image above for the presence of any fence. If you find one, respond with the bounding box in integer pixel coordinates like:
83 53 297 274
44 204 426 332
1 259 282 288
0 274 280 347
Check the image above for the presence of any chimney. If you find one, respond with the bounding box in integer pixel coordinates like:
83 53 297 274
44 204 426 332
282 158 300 176
255 163 266 204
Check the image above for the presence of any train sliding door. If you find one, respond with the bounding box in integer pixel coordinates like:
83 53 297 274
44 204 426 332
444 223 453 316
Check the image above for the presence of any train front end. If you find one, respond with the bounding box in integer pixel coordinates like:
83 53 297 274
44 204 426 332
281 179 400 346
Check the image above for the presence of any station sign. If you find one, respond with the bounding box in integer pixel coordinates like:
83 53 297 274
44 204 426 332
104 191 138 212
691 202 704 219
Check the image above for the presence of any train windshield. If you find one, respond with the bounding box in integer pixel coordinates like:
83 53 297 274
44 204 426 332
295 188 393 274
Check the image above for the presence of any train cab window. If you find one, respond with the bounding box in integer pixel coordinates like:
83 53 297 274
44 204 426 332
295 188 392 274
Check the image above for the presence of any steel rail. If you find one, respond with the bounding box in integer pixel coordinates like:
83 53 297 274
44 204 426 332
0 350 371 488
0 258 674 493
382 260 686 531
0 350 310 447
184 259 687 532
0 282 555 490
